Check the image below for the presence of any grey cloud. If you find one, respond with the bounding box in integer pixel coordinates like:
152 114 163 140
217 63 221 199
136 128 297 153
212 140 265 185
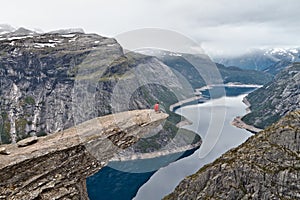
0 0 299 56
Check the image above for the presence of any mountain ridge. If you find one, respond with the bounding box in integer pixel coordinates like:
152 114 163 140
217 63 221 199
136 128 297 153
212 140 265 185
213 48 300 74
242 62 300 129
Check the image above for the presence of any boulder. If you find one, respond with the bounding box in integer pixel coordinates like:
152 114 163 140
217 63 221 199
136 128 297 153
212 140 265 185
17 136 38 147
0 147 10 155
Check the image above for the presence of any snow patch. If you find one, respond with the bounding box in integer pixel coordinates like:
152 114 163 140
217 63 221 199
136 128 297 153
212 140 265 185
49 39 62 43
169 52 182 57
94 41 100 44
61 34 76 38
289 49 298 54
107 44 116 47
34 43 56 48
7 35 33 40
68 37 78 42
0 31 9 35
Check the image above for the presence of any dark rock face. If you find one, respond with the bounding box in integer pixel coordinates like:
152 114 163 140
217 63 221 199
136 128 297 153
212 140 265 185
242 63 300 129
0 32 123 143
164 111 300 200
0 110 168 200
0 31 200 149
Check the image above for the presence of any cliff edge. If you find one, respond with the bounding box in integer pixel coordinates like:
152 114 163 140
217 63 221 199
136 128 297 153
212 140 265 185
0 109 168 200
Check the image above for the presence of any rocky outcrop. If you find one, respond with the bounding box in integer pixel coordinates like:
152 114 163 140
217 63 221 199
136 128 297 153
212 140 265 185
242 63 300 129
0 30 201 154
0 31 124 143
16 136 38 147
164 111 300 200
0 109 168 200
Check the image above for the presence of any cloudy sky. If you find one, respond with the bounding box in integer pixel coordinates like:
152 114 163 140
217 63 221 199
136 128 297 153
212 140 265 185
1 0 300 56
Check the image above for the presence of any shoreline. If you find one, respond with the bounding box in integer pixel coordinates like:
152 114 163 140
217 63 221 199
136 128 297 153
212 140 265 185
231 96 263 133
109 141 201 162
231 116 262 133
176 118 192 127
170 83 262 112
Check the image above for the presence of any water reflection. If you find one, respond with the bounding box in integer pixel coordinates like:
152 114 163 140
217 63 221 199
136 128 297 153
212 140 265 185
134 94 253 200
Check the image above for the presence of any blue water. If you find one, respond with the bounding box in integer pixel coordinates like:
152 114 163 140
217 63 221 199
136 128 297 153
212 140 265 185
177 86 256 108
134 89 255 199
87 149 197 200
203 86 256 98
87 86 256 200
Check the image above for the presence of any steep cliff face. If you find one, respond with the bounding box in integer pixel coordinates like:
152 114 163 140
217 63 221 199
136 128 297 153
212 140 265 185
0 110 168 200
0 31 200 152
242 63 300 129
0 31 123 143
164 111 300 200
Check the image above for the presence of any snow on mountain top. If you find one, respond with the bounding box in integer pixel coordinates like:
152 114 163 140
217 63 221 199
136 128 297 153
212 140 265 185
49 28 84 34
267 48 287 54
169 52 182 57
289 49 299 54
61 34 76 38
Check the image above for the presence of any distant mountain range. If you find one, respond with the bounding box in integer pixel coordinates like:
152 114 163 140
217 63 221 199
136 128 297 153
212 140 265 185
0 24 85 37
213 48 300 75
138 49 273 88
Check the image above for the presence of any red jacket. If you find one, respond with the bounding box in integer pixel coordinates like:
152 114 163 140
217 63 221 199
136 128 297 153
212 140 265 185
154 103 159 112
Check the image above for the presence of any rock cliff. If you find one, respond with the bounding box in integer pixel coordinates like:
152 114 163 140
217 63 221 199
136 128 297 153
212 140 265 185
0 109 168 200
0 30 201 153
242 63 300 129
164 110 300 200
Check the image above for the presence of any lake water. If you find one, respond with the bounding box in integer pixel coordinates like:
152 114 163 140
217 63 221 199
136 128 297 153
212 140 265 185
87 86 255 200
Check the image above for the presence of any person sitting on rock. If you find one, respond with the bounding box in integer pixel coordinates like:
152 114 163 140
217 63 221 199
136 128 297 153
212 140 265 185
154 102 160 113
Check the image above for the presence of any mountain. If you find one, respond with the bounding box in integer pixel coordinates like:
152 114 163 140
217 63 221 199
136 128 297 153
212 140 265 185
138 49 273 88
242 63 300 129
0 24 15 35
164 110 300 200
48 28 84 34
214 48 300 74
0 30 200 153
216 63 272 85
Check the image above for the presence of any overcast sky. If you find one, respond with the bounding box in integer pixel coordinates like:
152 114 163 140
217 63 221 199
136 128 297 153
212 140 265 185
1 0 300 56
